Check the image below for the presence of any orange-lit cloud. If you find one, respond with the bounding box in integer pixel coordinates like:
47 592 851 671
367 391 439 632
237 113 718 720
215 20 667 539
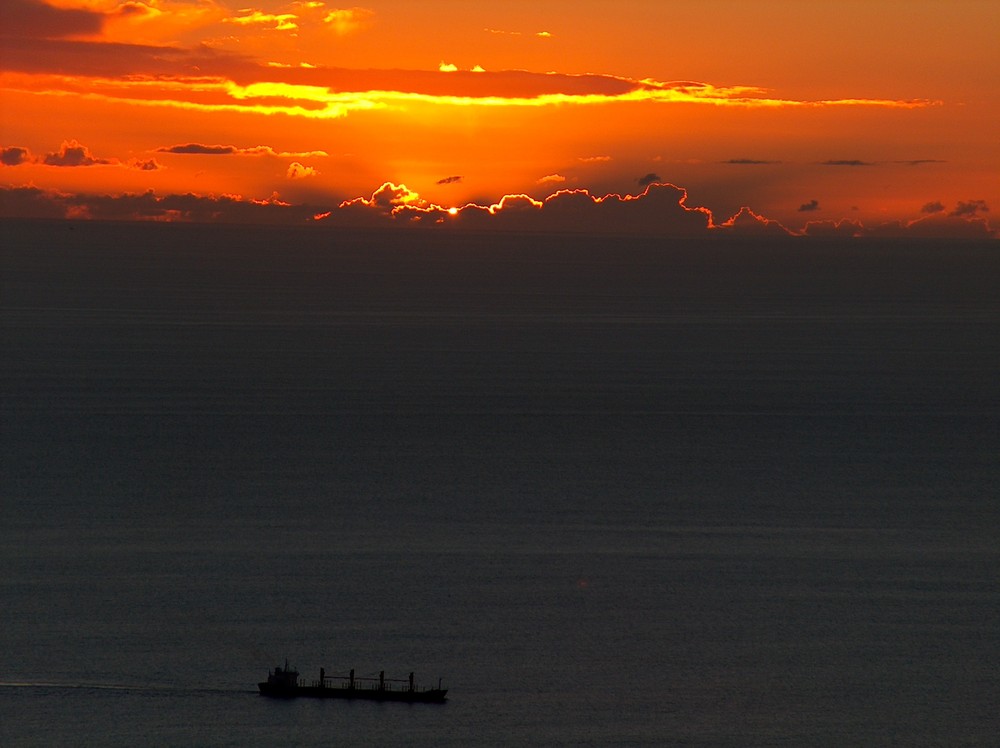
484 28 552 39
225 10 299 32
716 207 793 236
2 182 996 239
286 161 318 178
2 146 32 166
131 157 163 171
156 143 329 157
1 140 166 171
323 7 374 35
0 30 939 120
802 219 865 238
2 2 995 237
43 139 113 166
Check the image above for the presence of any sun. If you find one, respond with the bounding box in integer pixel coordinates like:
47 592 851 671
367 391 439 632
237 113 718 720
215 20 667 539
448 207 459 216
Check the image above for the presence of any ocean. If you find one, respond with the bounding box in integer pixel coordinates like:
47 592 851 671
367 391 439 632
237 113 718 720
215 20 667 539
2 219 998 746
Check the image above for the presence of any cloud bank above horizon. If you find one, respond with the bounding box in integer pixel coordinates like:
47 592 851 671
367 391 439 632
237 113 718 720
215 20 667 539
1 1 997 236
2 178 994 239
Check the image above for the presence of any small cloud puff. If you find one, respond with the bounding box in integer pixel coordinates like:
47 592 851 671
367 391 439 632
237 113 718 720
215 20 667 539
798 199 820 212
485 28 552 38
323 7 374 35
286 162 318 179
131 158 163 171
724 158 781 165
637 172 661 186
340 182 427 212
951 199 988 217
436 175 463 185
537 174 566 185
1 146 31 166
43 140 113 167
158 143 236 155
920 201 945 214
225 10 298 31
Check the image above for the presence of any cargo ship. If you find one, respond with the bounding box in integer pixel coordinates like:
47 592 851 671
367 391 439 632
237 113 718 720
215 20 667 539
258 662 447 703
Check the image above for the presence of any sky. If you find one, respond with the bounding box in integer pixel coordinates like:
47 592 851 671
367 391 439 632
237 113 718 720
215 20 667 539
1 0 998 236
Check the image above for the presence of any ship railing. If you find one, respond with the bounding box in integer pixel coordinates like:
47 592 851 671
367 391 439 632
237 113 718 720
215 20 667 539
310 677 442 693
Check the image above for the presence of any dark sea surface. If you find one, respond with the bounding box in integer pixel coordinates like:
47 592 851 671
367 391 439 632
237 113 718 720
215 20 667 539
2 219 998 746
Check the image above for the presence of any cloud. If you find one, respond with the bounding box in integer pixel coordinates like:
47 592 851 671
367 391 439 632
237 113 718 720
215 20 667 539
821 159 877 166
920 201 946 214
286 162 318 179
340 182 427 212
323 7 374 35
537 174 566 185
894 159 947 166
225 10 299 31
1 146 32 166
158 143 237 155
2 0 105 40
4 183 994 239
485 28 553 38
242 146 329 157
1 34 940 119
901 212 994 238
4 142 163 170
131 158 163 171
43 140 113 166
0 186 327 224
578 156 612 163
798 199 820 212
392 183 716 236
436 175 463 185
331 181 715 235
438 62 458 73
156 143 328 157
951 199 988 217
802 219 864 238
717 207 795 236
724 158 781 165
637 173 661 187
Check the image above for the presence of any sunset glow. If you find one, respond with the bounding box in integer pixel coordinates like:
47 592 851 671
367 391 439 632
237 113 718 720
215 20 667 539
2 0 997 236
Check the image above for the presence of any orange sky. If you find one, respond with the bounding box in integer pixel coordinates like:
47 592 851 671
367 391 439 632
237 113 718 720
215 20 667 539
1 0 997 236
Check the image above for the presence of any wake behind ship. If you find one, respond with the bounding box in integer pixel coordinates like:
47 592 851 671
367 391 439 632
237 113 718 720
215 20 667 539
258 663 447 703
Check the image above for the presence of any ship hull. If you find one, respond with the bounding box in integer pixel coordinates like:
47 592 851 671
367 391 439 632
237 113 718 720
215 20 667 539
258 683 447 703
